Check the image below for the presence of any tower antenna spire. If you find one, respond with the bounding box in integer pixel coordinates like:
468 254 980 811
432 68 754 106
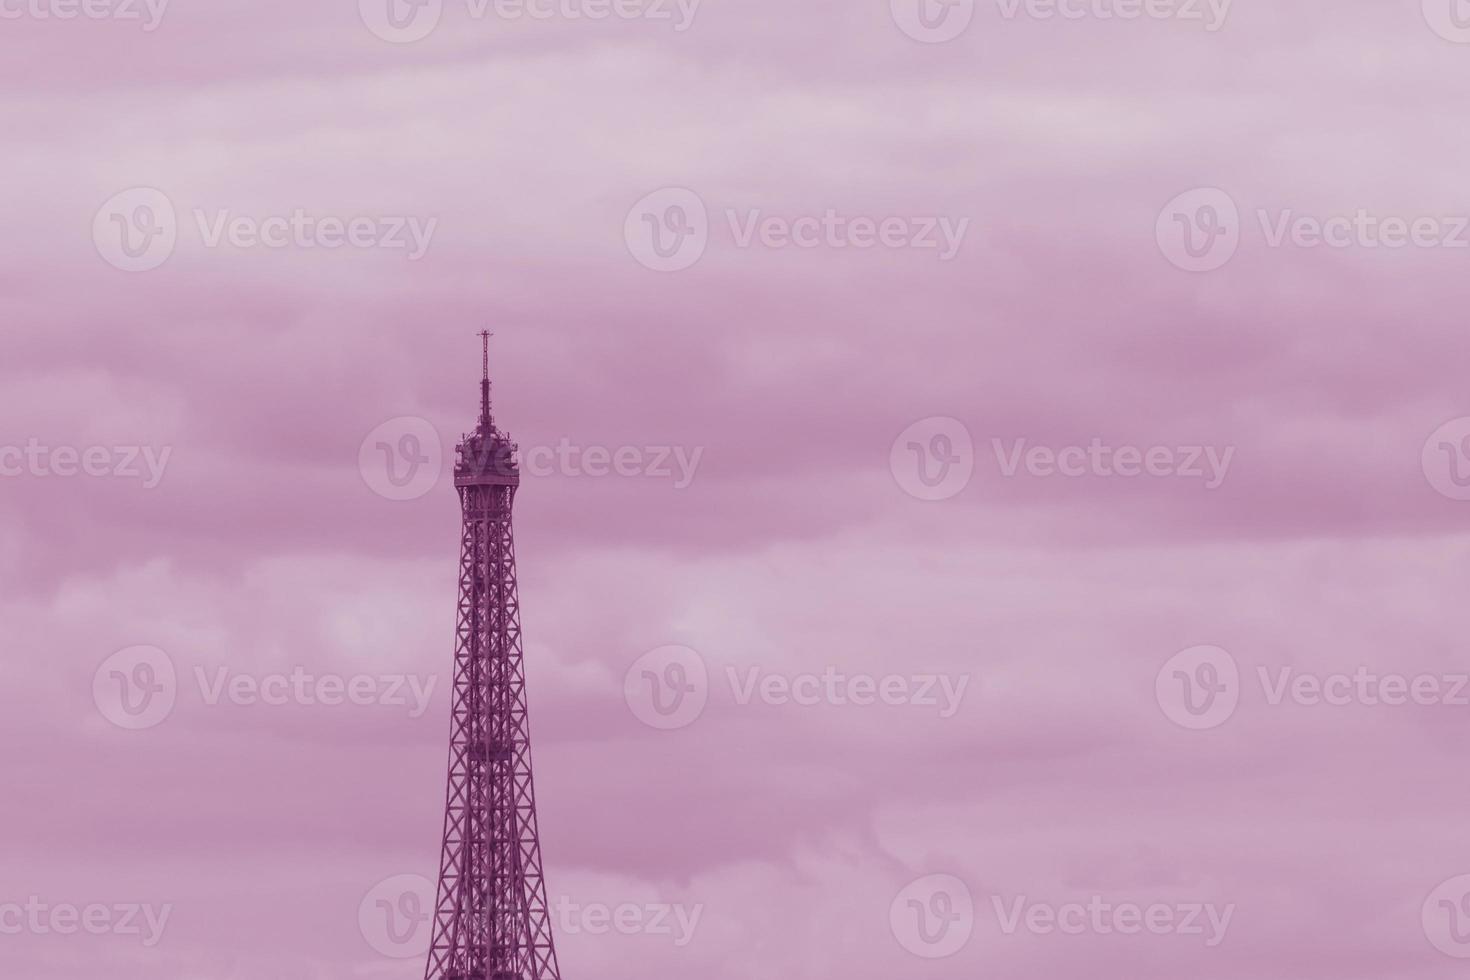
478 329 493 431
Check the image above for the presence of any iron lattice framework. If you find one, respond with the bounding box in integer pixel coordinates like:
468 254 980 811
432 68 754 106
425 334 562 980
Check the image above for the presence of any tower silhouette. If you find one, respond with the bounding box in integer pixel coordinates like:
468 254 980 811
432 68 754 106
425 333 563 980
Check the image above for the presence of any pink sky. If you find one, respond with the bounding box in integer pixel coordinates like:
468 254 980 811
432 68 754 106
6 0 1470 977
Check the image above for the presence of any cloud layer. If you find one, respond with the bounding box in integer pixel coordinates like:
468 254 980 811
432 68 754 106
5 0 1470 976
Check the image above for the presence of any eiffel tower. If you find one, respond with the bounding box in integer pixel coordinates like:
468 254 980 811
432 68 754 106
424 332 562 980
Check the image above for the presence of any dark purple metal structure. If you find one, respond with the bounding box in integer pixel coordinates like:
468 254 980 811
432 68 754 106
425 333 562 980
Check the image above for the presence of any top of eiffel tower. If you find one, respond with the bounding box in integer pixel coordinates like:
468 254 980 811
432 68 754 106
454 330 520 488
478 329 493 434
